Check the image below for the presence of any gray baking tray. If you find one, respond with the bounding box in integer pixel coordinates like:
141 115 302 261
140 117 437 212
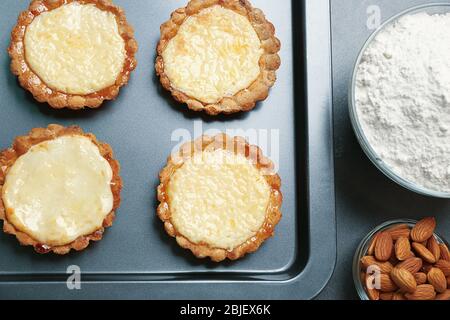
0 0 335 299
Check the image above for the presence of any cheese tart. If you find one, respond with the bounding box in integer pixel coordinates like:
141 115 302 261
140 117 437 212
157 134 282 262
156 0 281 115
8 0 138 109
0 125 122 254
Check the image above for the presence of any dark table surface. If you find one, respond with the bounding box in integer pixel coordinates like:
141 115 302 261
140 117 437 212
317 0 450 300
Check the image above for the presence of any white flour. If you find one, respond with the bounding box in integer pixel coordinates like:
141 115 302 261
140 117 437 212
355 12 450 194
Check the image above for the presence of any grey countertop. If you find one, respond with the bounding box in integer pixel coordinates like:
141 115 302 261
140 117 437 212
317 0 450 300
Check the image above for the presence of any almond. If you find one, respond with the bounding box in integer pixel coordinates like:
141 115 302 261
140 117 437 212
435 289 450 301
440 244 450 261
435 259 450 276
380 274 398 292
412 242 436 264
422 263 433 274
427 236 441 261
414 272 427 285
375 232 393 262
360 271 366 284
360 256 394 274
405 284 436 300
392 292 406 300
389 255 400 266
367 232 380 256
397 257 423 274
387 224 411 241
391 267 417 293
427 267 447 293
379 292 393 300
387 223 410 232
360 217 446 300
411 217 435 242
366 287 379 301
395 237 412 261
360 256 375 270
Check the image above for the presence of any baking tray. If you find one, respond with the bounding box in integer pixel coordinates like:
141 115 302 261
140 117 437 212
316 0 450 299
0 0 335 299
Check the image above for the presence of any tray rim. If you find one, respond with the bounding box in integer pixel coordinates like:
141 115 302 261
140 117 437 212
0 0 336 299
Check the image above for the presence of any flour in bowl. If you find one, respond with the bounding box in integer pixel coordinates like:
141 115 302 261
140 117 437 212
355 12 450 194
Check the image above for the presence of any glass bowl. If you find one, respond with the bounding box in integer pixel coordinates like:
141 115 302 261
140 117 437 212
353 219 449 300
348 3 450 199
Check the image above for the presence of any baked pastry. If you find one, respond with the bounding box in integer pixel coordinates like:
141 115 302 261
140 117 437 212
8 0 138 109
157 134 282 262
0 125 122 254
156 0 281 115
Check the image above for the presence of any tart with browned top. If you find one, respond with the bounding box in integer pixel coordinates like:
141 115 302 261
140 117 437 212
0 125 122 254
157 134 282 262
9 0 137 109
156 0 281 115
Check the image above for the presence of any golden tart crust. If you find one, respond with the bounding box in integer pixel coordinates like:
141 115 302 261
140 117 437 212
8 0 138 110
155 0 281 115
157 134 282 262
0 124 122 254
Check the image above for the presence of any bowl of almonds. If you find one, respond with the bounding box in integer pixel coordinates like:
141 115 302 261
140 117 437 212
353 217 450 300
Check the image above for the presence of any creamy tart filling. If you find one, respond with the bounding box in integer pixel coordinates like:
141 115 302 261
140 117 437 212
24 2 126 95
2 135 114 246
167 149 270 251
162 5 263 104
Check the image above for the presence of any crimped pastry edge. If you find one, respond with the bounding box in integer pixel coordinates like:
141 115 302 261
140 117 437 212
155 0 281 115
157 133 282 262
0 124 122 254
8 0 138 110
